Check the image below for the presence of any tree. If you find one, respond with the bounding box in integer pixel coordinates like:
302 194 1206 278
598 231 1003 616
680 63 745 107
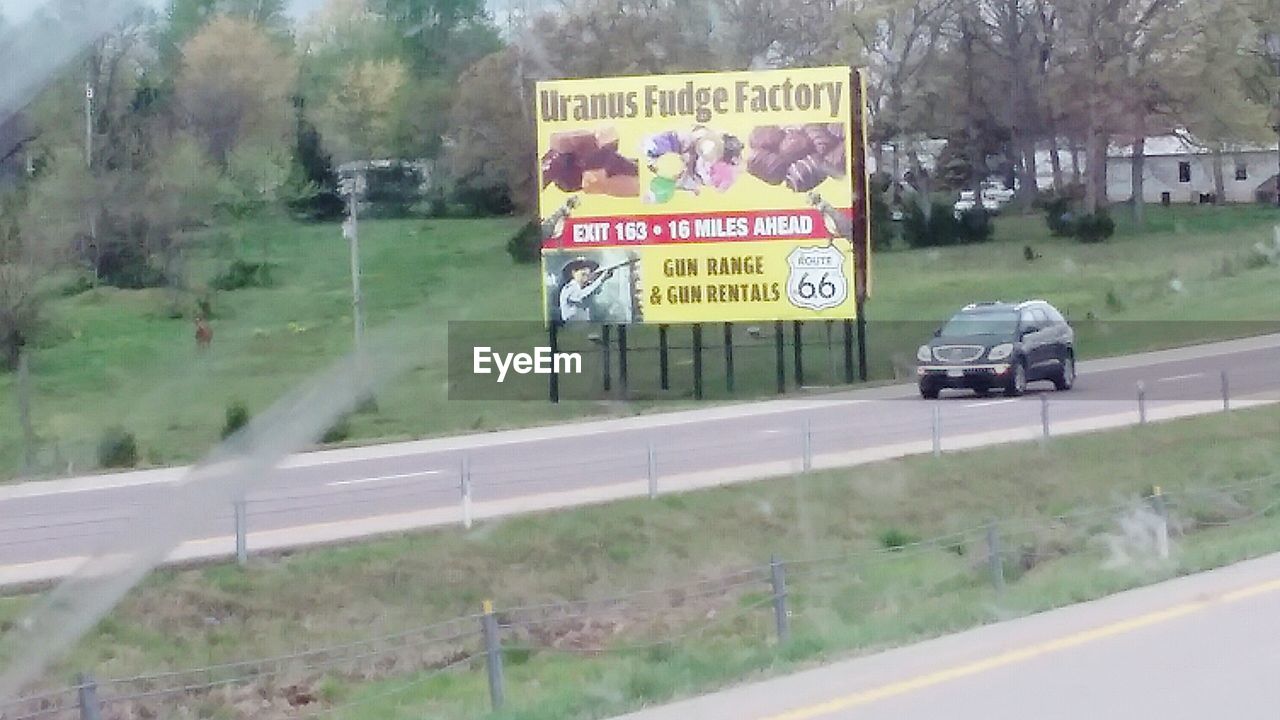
1055 0 1188 214
0 188 43 472
370 0 494 74
311 59 410 164
448 48 536 213
176 15 298 165
159 0 291 73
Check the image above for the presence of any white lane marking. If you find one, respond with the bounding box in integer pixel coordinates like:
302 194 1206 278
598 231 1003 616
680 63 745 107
327 470 440 487
965 399 1019 408
1157 373 1205 383
760 430 786 435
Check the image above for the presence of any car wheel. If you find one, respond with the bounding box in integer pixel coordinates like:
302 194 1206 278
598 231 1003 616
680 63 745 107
1054 354 1076 391
1004 360 1027 397
920 383 940 400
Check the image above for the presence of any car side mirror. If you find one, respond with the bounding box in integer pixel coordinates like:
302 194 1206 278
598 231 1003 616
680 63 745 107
1020 327 1037 339
933 328 941 338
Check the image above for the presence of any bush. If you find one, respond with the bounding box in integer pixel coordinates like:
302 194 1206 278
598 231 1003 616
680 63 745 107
97 242 167 289
222 402 250 439
1041 196 1075 237
506 221 541 264
902 201 961 248
955 207 994 244
60 276 95 297
451 183 516 217
212 259 276 291
1072 211 1115 244
321 416 351 444
97 427 138 468
868 174 896 251
878 527 921 550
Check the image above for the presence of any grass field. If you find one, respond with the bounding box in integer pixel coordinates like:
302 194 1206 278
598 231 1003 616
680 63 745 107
3 400 1280 719
0 204 1277 480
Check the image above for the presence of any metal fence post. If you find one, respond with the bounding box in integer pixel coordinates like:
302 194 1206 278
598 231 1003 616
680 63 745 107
234 500 247 566
932 404 942 457
769 554 790 643
481 600 505 711
986 521 1005 593
461 456 473 530
1152 486 1170 560
647 442 658 500
1137 382 1147 425
77 673 101 720
801 419 812 472
1221 370 1230 412
1040 394 1050 442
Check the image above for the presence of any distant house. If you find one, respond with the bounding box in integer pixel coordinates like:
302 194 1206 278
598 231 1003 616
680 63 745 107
1106 133 1280 205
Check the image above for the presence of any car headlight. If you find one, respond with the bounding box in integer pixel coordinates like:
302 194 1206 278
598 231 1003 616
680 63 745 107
987 343 1013 361
917 345 932 362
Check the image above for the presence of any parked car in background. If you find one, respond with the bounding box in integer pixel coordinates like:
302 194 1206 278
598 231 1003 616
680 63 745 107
953 181 1015 216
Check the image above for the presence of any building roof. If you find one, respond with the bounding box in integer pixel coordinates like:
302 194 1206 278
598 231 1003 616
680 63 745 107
1109 131 1279 159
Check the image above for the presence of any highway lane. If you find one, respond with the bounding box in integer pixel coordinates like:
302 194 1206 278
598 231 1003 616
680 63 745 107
612 549 1280 720
2 335 1279 575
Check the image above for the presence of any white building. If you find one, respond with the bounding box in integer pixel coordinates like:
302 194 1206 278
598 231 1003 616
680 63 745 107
1106 133 1279 205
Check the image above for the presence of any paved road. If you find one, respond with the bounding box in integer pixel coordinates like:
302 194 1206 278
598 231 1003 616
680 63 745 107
612 549 1280 720
2 334 1279 585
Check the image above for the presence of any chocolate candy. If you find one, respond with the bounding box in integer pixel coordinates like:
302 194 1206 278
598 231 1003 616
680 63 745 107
804 125 838 156
551 129 600 156
602 152 639 178
785 156 828 193
822 147 846 179
723 135 744 163
541 150 583 192
749 126 785 151
542 128 638 196
779 129 815 164
748 150 789 185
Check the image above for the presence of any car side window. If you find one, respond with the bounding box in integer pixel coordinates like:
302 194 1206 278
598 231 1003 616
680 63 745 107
1031 307 1050 325
1043 306 1065 325
1020 309 1038 330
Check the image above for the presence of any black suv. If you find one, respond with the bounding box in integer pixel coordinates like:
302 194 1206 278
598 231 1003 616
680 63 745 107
917 300 1075 399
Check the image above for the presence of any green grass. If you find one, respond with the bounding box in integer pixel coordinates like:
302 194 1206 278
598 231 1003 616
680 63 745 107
5 401 1280 719
0 204 1277 480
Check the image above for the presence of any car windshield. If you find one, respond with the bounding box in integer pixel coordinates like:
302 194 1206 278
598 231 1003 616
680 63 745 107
939 311 1019 337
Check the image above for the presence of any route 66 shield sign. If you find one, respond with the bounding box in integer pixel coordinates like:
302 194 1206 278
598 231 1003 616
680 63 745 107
786 245 848 311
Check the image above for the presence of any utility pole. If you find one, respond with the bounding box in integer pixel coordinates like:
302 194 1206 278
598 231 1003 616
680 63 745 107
84 81 93 168
342 169 366 359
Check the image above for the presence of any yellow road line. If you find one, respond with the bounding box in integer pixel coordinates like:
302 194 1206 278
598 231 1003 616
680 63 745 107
761 576 1280 720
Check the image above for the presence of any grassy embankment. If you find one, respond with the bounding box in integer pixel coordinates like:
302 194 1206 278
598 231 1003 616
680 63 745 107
2 400 1279 719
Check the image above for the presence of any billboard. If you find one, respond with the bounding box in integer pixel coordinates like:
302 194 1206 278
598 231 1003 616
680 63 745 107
536 66 871 325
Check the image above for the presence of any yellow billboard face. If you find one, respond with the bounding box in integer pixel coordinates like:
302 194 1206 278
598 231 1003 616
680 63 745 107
536 67 871 325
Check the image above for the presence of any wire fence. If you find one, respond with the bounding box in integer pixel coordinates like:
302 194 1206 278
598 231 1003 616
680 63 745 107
7 470 1280 720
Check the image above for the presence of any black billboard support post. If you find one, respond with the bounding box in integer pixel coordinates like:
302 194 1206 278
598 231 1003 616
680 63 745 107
548 321 560 403
724 323 735 394
601 325 612 393
617 324 628 398
793 321 804 388
843 319 855 384
856 301 868 382
692 324 704 400
774 320 786 394
659 324 670 390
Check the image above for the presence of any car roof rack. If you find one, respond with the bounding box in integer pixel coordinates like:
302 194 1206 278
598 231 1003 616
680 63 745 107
1016 299 1048 308
962 301 1004 311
